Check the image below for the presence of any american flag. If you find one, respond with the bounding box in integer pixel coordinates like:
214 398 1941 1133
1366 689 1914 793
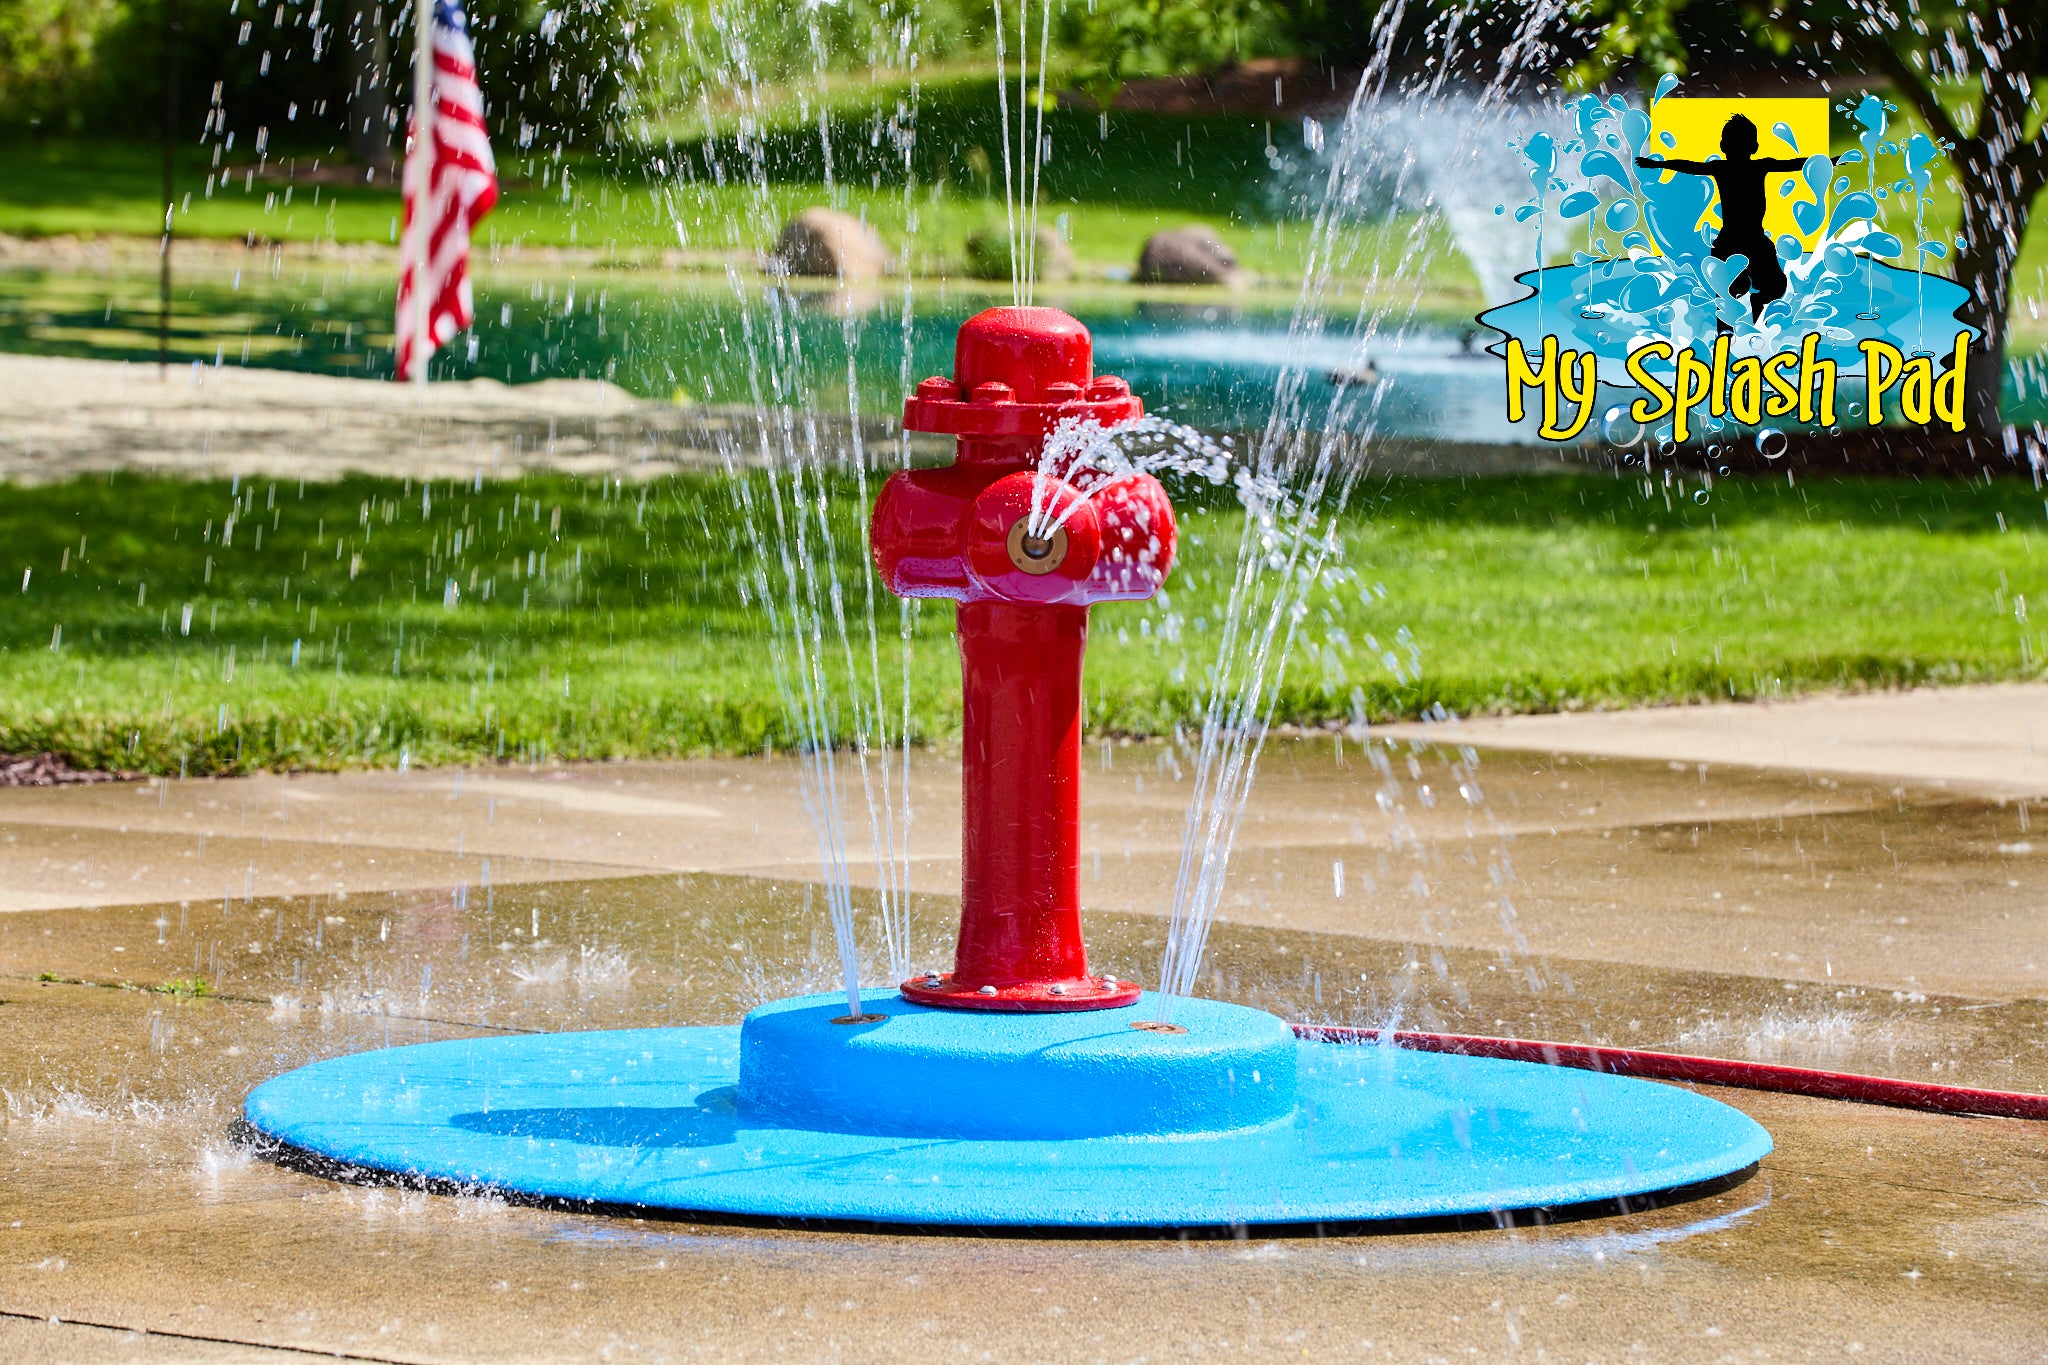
395 0 497 383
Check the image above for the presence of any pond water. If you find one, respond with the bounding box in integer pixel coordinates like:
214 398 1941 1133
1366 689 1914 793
4 262 2043 442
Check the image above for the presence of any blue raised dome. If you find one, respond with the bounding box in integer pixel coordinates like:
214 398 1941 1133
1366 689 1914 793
737 991 1297 1139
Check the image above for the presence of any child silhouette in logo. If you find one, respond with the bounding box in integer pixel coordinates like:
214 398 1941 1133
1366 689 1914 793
1636 114 1813 319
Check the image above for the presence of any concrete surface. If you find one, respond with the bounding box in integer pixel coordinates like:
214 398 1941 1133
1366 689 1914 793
0 353 938 485
4 689 2048 1360
3 719 2040 997
1383 682 2048 799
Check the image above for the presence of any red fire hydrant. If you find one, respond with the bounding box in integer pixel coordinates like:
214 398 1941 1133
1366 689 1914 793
873 307 1177 1011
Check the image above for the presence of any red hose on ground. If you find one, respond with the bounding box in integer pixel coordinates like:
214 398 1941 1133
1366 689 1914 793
1292 1025 2048 1121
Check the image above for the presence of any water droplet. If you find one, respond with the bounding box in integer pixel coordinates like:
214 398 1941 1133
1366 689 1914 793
1755 428 1788 461
1600 406 1643 446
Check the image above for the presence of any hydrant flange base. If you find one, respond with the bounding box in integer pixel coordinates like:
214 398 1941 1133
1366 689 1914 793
898 972 1140 1012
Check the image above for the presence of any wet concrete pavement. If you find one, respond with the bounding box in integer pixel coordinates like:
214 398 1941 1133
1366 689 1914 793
6 724 2041 998
4 697 2048 1361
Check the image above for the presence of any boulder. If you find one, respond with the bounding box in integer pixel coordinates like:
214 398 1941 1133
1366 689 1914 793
1135 226 1241 286
774 208 891 281
963 226 1076 283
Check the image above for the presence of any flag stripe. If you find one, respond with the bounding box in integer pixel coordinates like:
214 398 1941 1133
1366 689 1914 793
395 0 497 383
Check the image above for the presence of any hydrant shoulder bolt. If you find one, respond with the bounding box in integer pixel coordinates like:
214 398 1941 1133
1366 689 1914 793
873 306 1177 1012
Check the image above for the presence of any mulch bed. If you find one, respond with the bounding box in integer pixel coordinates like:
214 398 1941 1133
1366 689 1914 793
1060 57 1355 118
0 753 137 787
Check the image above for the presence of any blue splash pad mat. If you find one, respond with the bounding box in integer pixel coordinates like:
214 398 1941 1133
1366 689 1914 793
244 1011 1770 1228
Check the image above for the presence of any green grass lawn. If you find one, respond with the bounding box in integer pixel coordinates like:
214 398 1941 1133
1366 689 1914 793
6 73 2047 335
0 151 1448 295
0 75 1464 292
3 470 2042 775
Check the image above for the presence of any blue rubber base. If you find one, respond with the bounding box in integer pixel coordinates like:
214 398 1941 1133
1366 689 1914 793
243 993 1771 1228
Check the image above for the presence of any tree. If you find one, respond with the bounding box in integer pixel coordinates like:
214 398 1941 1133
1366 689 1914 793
0 0 125 132
1061 0 1294 100
1842 1 2044 438
342 0 392 170
1573 0 2046 440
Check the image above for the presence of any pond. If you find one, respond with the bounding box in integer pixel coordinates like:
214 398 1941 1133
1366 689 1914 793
3 261 2043 442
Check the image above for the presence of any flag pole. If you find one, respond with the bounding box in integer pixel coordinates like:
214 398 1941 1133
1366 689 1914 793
159 0 178 377
407 0 435 390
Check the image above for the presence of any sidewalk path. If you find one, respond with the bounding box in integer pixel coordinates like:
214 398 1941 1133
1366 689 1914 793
0 353 933 484
1383 682 2048 798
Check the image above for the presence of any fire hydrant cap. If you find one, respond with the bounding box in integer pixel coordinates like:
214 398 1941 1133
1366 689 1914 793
903 307 1141 440
954 306 1093 402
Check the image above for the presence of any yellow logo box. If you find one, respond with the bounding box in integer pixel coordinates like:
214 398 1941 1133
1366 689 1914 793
1639 98 1831 249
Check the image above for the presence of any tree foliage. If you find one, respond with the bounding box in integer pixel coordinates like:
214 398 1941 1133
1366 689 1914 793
0 0 981 147
0 0 130 132
1058 0 1294 97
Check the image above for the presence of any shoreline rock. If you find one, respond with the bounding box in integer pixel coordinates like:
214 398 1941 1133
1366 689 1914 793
1136 227 1242 287
774 208 892 282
